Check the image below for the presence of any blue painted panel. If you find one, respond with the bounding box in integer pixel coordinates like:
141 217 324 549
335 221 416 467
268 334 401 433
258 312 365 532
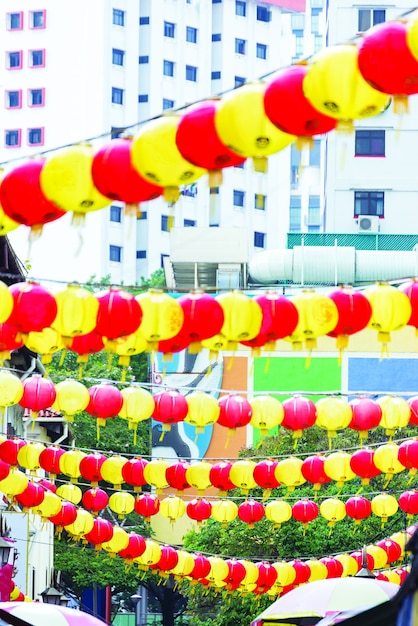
348 357 418 395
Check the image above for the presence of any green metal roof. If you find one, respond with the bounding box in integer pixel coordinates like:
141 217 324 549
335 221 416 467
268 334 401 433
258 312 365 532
287 233 418 252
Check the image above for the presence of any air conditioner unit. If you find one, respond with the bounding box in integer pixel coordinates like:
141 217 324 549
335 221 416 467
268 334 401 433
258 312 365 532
357 215 380 233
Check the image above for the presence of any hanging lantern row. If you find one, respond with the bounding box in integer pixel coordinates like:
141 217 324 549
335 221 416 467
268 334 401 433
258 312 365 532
5 13 418 236
0 466 413 597
0 281 417 368
1 438 418 498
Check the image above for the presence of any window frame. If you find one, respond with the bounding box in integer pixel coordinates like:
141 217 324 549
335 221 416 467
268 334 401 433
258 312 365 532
235 38 246 54
163 99 175 110
211 71 221 80
212 33 221 41
234 76 246 88
29 49 46 68
28 88 45 107
5 90 22 109
110 205 122 223
256 5 271 22
186 64 197 82
358 8 385 32
5 129 21 148
109 245 122 262
139 16 150 25
29 10 46 29
186 26 197 43
184 219 196 227
290 196 302 231
355 129 385 157
27 127 44 146
136 250 147 259
6 51 23 70
256 43 267 59
254 194 266 210
111 87 124 105
7 12 23 31
163 60 174 77
113 8 125 26
112 48 125 66
138 94 149 103
236 1 246 16
354 191 385 217
233 189 245 207
139 55 149 64
164 21 176 38
161 215 170 232
254 231 266 248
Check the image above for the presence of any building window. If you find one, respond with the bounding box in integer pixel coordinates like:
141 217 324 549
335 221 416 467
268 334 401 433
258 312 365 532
235 76 246 88
7 12 23 30
211 71 221 79
161 254 169 268
137 211 147 220
163 98 175 110
294 30 304 56
235 38 246 54
110 205 122 222
164 21 175 38
212 0 222 3
236 1 246 16
5 91 22 109
163 60 174 77
113 9 125 26
186 65 197 81
112 48 125 66
184 219 196 227
138 94 148 103
355 130 385 157
358 9 385 32
311 8 321 33
354 191 384 217
181 183 198 197
314 35 323 53
291 13 305 30
161 215 169 231
256 43 267 59
139 16 150 25
111 126 124 138
139 55 149 64
233 190 245 207
308 195 321 226
309 140 321 166
186 26 197 43
109 245 122 262
254 232 266 248
235 161 245 169
30 10 46 29
29 49 45 67
5 130 21 148
28 127 44 146
136 250 147 259
7 52 23 70
257 5 271 22
29 88 45 106
212 33 221 41
290 196 301 231
112 87 124 104
254 194 266 210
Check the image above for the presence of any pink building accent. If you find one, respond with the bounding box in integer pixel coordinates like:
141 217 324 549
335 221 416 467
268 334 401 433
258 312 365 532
264 0 305 11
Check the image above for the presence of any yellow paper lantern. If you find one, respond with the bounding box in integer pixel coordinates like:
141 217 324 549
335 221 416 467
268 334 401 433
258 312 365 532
135 289 184 349
65 509 94 540
249 395 284 437
101 455 128 490
131 115 205 204
265 500 292 529
119 386 155 431
363 283 412 353
373 442 405 485
303 44 391 128
211 499 238 527
0 281 14 324
315 397 353 448
214 82 295 173
159 495 186 523
108 491 135 519
134 539 162 568
366 545 388 570
17 442 46 473
185 461 213 497
383 569 401 585
0 175 19 234
274 457 306 492
406 12 418 64
59 449 87 483
376 395 411 438
200 333 229 360
23 327 64 365
0 467 28 496
33 490 62 519
185 391 220 434
170 549 195 578
335 553 359 577
52 283 99 337
229 459 257 496
143 458 169 494
102 525 129 556
390 531 408 557
40 144 111 225
269 561 296 597
320 497 346 529
52 378 90 422
371 493 399 527
56 483 82 505
104 330 147 372
323 451 355 488
215 291 263 350
305 559 328 581
206 556 229 584
238 560 259 588
285 290 339 353
0 370 23 417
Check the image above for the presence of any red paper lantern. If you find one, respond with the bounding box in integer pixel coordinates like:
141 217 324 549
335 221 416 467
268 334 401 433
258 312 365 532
39 445 65 481
0 438 26 466
118 532 146 562
178 291 225 351
349 447 381 486
398 439 418 482
92 138 163 213
254 562 279 595
79 452 106 486
186 498 212 524
376 538 402 564
399 279 418 334
48 500 78 529
84 518 114 549
82 488 109 514
399 490 418 518
358 21 418 113
121 457 149 492
94 287 142 339
166 460 191 495
0 159 66 234
237 499 265 528
327 287 372 355
319 557 344 579
189 554 212 581
241 292 299 353
134 493 160 522
176 99 246 188
0 321 24 362
288 560 311 585
281 395 317 443
152 390 188 434
217 394 253 435
408 396 418 426
150 544 179 572
345 496 372 526
209 461 235 496
264 65 337 138
0 459 10 482
223 559 247 590
301 455 331 494
15 481 45 510
18 375 56 417
348 397 382 442
351 550 374 571
253 459 280 499
85 383 124 427
8 282 57 333
291 499 319 529
64 331 105 364
157 328 192 356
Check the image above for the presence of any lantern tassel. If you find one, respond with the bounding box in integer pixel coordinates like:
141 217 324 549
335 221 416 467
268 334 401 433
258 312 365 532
59 349 67 367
